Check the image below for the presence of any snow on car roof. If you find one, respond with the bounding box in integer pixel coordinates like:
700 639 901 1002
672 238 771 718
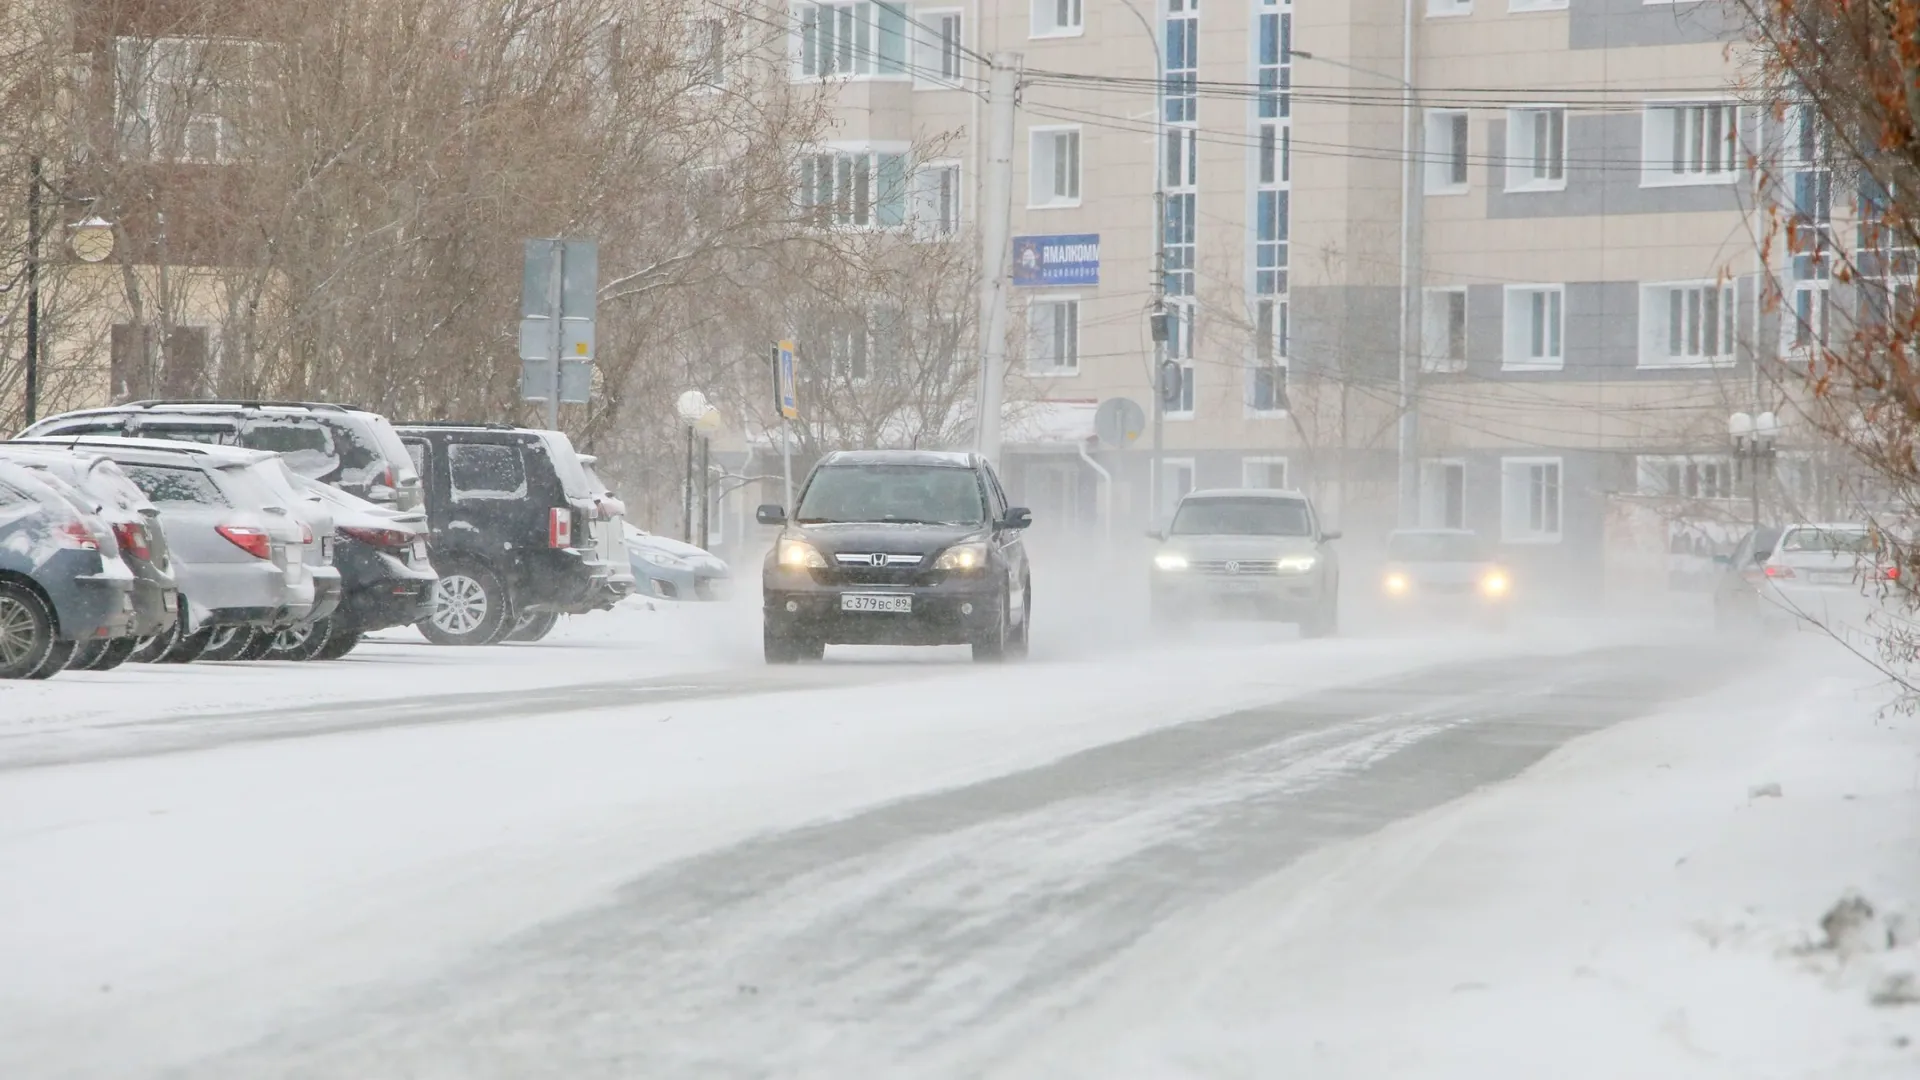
822 450 975 468
10 435 276 466
1182 487 1308 501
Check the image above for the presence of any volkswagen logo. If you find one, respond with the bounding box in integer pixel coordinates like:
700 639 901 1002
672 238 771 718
1225 560 1241 575
870 553 890 568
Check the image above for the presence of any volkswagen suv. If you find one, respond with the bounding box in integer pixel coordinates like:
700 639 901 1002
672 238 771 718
757 450 1032 664
1149 488 1340 636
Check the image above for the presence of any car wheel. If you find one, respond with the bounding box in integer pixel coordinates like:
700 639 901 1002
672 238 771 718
267 618 332 661
505 610 561 643
235 629 277 662
199 626 255 662
131 601 184 663
26 639 78 679
316 628 362 661
972 594 1010 663
763 621 799 665
419 562 512 646
1006 581 1032 660
67 639 109 671
93 637 138 671
0 581 57 680
164 624 215 664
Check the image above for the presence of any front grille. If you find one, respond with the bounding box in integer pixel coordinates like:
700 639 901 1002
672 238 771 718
820 566 924 587
833 552 925 568
1193 560 1281 576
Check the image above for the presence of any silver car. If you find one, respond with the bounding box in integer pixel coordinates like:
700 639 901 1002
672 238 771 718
1378 529 1512 629
13 437 323 662
1148 488 1341 636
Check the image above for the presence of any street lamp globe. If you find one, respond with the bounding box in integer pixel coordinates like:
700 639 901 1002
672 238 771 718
66 216 114 263
1755 411 1781 441
675 390 710 428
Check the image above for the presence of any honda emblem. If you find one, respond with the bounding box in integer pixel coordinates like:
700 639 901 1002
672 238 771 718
870 553 889 568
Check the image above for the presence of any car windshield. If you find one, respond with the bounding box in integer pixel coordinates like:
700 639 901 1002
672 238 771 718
121 463 230 507
1780 527 1877 554
796 465 986 525
1170 497 1311 536
1388 532 1488 562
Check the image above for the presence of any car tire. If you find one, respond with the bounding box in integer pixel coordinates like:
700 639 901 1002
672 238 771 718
235 630 277 662
316 628 362 661
763 621 799 665
505 610 561 643
972 595 1010 663
267 618 332 661
199 626 255 662
1006 581 1032 660
93 636 138 671
131 601 186 663
419 562 512 646
0 580 57 680
67 639 109 671
27 639 77 679
164 624 215 664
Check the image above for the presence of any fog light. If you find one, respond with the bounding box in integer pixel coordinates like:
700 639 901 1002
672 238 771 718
785 600 798 612
961 602 974 615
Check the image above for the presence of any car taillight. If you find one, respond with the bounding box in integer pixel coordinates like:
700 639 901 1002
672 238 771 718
340 525 412 549
1885 566 1902 581
549 507 573 549
112 522 150 560
381 465 397 488
56 521 98 550
300 522 314 545
1764 564 1794 578
217 524 273 560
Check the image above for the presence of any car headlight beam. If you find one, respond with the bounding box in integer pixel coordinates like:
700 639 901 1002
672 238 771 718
1276 554 1318 573
1383 571 1410 595
933 541 989 571
777 538 828 570
1479 570 1511 597
1153 552 1190 571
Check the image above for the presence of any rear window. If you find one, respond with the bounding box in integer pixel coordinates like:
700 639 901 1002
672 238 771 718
1171 497 1311 537
239 418 335 456
448 443 527 500
1780 527 1877 554
1388 532 1487 562
87 462 152 513
122 464 230 507
135 424 235 446
360 414 418 479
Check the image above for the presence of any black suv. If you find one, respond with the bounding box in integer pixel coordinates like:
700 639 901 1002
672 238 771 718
395 424 618 645
756 450 1033 664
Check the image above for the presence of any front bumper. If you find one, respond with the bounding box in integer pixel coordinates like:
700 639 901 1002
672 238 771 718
1152 570 1324 618
764 571 1004 645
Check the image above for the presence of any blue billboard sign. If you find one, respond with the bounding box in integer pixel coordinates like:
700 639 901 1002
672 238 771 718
1012 234 1100 288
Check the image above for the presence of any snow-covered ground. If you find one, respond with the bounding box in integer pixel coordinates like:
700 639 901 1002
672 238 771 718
994 638 1920 1080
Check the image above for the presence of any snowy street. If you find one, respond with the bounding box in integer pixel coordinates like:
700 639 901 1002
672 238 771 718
3 603 1917 1079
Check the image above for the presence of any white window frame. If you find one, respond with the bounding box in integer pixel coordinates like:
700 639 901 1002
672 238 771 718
1242 456 1290 490
1165 362 1197 420
114 36 267 165
1420 458 1468 529
1030 0 1085 39
1504 105 1568 193
1427 0 1473 16
688 16 729 89
1639 279 1737 368
1425 109 1470 194
1026 295 1081 375
1028 125 1082 208
1500 456 1564 544
1636 454 1739 501
1160 458 1197 521
1640 100 1741 187
910 160 961 239
1422 286 1469 372
797 144 911 229
912 8 966 88
1508 0 1568 11
794 1 910 81
1784 279 1832 357
1502 284 1565 371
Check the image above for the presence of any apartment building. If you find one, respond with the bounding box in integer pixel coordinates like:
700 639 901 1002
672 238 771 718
802 0 1793 590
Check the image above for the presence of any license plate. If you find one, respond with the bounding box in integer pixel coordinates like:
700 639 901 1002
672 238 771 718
1812 571 1853 586
841 593 911 614
412 539 429 562
162 591 177 612
321 536 335 561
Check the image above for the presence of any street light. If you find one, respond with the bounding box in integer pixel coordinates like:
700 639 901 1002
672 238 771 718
676 390 721 547
5 156 113 426
1729 410 1781 527
1292 48 1422 528
1114 0 1169 525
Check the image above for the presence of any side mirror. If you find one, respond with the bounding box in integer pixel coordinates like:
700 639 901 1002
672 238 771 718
367 484 397 504
1321 529 1343 542
998 506 1033 530
755 504 787 526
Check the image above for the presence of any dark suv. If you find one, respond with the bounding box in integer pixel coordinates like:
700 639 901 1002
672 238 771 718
395 424 617 645
756 450 1033 664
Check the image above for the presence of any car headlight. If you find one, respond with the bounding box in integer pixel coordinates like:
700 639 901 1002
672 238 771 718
1384 571 1410 595
1479 570 1511 597
1276 554 1318 573
776 538 828 570
640 550 690 571
933 541 989 571
1154 551 1190 571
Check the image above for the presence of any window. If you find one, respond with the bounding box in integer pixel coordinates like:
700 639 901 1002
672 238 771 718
1165 0 1199 123
1788 281 1831 352
1642 102 1738 185
1030 127 1081 207
1167 364 1197 417
797 2 907 78
1420 460 1466 529
1508 0 1567 10
911 162 960 238
1257 123 1289 185
1426 110 1470 193
115 36 266 164
689 17 727 86
1504 106 1566 191
1640 281 1736 367
798 149 908 227
1500 457 1562 543
1027 298 1080 374
121 464 229 507
1422 287 1469 372
1255 4 1289 120
1503 285 1564 369
1166 299 1197 362
1243 457 1289 489
1255 189 1289 294
1160 459 1196 521
913 10 964 86
1637 455 1737 500
448 443 528 500
1428 0 1473 15
1032 0 1083 37
825 320 870 381
1251 298 1288 412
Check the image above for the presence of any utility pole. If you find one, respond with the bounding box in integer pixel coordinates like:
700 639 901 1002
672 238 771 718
22 155 42 425
1396 0 1423 529
974 52 1019 468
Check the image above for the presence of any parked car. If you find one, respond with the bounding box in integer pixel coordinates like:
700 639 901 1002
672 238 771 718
394 424 616 645
1148 488 1340 637
0 460 136 679
282 472 437 659
12 437 324 663
0 446 179 669
1753 522 1898 632
1711 525 1785 631
193 454 341 662
1377 528 1511 629
22 400 423 509
624 525 731 602
756 449 1032 664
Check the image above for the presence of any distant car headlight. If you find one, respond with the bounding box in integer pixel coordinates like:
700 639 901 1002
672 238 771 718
776 538 828 570
1383 571 1410 595
640 550 691 571
933 541 989 571
1276 554 1318 573
1479 570 1511 597
1154 551 1190 571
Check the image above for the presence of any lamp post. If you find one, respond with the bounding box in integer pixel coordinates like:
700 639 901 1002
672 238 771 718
1291 49 1422 528
1115 0 1168 526
7 155 113 426
1729 410 1780 529
675 390 721 547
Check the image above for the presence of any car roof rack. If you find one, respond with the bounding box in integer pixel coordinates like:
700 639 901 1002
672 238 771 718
122 399 359 413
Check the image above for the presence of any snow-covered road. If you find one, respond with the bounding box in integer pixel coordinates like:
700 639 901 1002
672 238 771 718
2 603 1911 1079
